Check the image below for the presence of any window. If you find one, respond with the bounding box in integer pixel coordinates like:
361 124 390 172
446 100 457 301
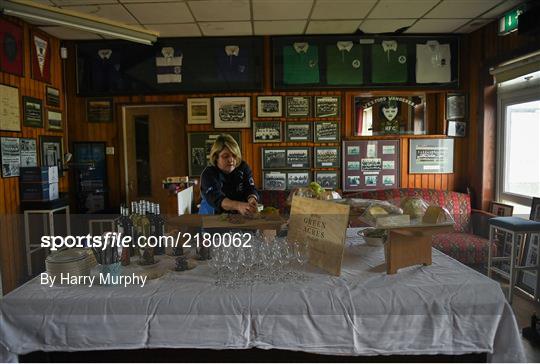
497 70 540 215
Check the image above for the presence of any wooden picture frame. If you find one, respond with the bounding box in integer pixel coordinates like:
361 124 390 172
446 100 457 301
257 96 282 117
39 135 63 177
314 96 340 118
489 201 514 216
213 96 251 128
314 146 340 168
285 96 311 118
286 147 311 169
285 122 312 142
187 98 212 124
409 138 454 174
287 170 311 190
47 109 63 130
45 86 60 108
447 120 466 137
0 18 24 77
253 121 282 143
22 96 43 128
19 138 38 168
314 121 340 142
87 98 113 123
187 132 242 176
263 170 286 191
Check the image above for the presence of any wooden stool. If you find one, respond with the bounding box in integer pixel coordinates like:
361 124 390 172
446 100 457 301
488 216 540 304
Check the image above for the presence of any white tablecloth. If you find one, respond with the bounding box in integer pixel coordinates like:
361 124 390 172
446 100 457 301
0 229 525 362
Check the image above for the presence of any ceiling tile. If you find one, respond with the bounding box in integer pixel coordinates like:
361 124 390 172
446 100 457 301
125 2 194 24
359 19 416 34
369 0 439 19
53 0 116 5
405 18 470 33
481 0 522 19
147 23 202 37
199 21 252 36
39 26 102 39
453 18 494 33
306 20 362 34
253 0 313 21
425 0 499 18
254 20 306 35
62 4 138 24
188 0 251 21
311 0 376 20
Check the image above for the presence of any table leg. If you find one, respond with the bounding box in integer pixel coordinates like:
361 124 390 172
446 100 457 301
65 206 71 236
24 211 31 277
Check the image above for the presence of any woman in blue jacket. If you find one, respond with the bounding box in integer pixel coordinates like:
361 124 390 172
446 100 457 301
199 134 259 215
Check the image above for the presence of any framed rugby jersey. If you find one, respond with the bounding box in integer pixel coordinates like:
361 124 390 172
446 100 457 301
371 40 408 84
282 42 320 85
416 40 452 83
326 41 363 85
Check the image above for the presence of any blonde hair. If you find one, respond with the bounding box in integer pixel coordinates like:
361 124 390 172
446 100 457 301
209 134 242 166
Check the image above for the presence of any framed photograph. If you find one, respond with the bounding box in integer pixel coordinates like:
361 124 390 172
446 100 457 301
187 98 212 125
213 96 251 128
489 201 514 216
39 135 63 177
47 110 63 130
30 31 51 83
45 86 60 108
257 96 282 117
1 137 20 177
87 98 113 122
253 121 282 143
314 121 340 142
286 147 310 169
446 93 467 120
262 148 287 169
314 146 340 168
187 132 242 176
315 96 340 118
447 120 466 137
22 96 43 128
347 161 360 171
531 197 540 222
19 138 38 168
285 122 312 142
263 171 286 191
285 96 311 118
315 171 339 190
287 171 310 189
0 18 24 77
0 84 20 131
347 175 360 187
409 138 454 174
382 175 395 186
347 146 360 155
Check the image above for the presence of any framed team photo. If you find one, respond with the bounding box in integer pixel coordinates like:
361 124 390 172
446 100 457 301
314 96 340 118
213 96 251 128
285 96 311 118
287 171 311 189
285 122 312 142
47 109 63 130
314 121 340 142
286 147 310 169
447 120 466 137
187 98 212 124
263 171 286 191
87 98 113 122
315 171 339 190
22 96 43 128
45 86 60 108
257 96 282 117
314 146 340 168
253 121 282 143
262 148 287 169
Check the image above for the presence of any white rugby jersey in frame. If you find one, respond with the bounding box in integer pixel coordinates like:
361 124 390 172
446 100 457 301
415 40 451 83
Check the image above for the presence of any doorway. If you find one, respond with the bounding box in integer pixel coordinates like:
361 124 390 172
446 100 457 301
122 104 186 213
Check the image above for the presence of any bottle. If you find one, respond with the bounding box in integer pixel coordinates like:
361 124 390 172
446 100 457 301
153 203 166 255
138 204 154 265
129 202 140 257
116 205 132 266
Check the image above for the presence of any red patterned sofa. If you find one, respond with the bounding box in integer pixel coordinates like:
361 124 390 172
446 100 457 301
260 188 495 266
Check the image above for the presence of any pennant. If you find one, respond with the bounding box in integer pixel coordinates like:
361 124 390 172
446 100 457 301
34 35 48 77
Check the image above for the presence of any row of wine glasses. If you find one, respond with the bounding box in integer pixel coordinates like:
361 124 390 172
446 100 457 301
207 231 310 288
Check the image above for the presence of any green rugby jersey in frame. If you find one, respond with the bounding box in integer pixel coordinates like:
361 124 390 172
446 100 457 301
371 40 408 83
282 42 319 84
326 41 363 85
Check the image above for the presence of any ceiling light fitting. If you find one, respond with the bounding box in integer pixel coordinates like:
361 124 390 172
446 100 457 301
0 0 158 45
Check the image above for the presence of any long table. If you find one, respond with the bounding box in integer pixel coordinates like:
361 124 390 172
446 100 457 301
0 229 525 362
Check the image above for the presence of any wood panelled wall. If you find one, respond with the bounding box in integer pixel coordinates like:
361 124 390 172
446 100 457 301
464 21 540 210
0 16 68 293
65 37 466 213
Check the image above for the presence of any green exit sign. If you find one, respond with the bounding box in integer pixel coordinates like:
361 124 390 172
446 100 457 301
499 4 527 35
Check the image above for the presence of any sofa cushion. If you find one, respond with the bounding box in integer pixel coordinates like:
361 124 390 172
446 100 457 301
352 188 471 233
433 232 496 265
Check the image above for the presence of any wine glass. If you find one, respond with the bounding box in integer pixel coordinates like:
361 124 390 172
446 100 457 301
295 240 310 269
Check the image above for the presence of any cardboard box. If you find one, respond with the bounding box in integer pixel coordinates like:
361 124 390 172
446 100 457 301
19 166 58 184
20 182 59 201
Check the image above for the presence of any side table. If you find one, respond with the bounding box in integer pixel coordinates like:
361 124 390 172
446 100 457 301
21 198 71 277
